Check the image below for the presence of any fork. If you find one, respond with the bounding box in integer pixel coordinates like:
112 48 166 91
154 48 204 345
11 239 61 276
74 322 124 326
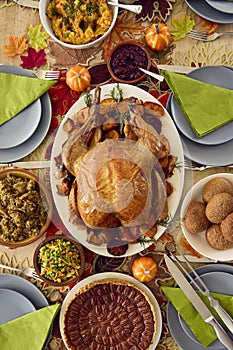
32 70 60 80
0 264 43 282
189 30 233 41
184 158 233 171
168 246 233 334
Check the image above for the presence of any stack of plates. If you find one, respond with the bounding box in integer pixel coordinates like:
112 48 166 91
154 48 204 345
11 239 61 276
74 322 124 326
167 66 233 166
185 0 233 23
0 65 52 163
167 264 233 350
0 273 50 347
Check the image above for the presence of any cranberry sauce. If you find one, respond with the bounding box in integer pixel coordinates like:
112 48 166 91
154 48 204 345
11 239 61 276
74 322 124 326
110 44 148 81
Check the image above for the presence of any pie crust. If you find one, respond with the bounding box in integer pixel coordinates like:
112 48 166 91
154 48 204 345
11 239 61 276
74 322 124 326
63 278 157 350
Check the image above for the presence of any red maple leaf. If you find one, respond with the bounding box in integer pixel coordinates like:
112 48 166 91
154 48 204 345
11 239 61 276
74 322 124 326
20 47 47 69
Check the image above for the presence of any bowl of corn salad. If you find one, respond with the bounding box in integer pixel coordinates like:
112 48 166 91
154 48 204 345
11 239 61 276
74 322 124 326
33 235 85 286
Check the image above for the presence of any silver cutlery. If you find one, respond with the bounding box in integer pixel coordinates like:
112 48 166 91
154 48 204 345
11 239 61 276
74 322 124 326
164 254 233 350
184 158 233 171
170 247 233 334
138 67 164 81
13 0 39 8
32 70 60 80
107 1 142 14
189 30 233 41
0 160 50 169
157 65 197 74
0 264 43 282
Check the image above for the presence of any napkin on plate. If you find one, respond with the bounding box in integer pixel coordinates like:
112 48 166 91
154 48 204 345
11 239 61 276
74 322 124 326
0 72 56 126
162 70 233 138
161 286 233 348
0 303 60 350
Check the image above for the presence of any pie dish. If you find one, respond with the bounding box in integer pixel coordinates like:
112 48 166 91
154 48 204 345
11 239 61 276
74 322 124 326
60 272 162 350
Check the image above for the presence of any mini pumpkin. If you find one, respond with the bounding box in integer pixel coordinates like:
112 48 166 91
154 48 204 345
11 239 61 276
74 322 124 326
66 65 91 92
145 23 171 52
132 256 158 282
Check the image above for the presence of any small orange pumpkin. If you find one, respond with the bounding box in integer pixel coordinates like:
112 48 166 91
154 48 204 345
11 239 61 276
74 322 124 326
66 65 91 92
145 23 171 52
132 256 158 282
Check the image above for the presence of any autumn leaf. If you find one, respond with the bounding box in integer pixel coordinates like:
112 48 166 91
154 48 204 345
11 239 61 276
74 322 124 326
171 14 195 41
199 17 219 34
20 47 47 69
27 24 50 51
3 35 28 57
101 11 145 61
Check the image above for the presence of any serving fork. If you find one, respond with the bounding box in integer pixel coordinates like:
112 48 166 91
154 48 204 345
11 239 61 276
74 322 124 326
32 70 60 80
0 264 43 282
189 30 233 41
167 245 233 334
184 158 233 171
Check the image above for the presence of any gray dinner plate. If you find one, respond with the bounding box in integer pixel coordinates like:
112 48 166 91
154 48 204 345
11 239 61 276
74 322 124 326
185 0 233 23
0 288 35 324
167 66 233 166
0 96 41 149
0 65 52 163
167 264 233 350
205 0 233 14
178 272 233 349
171 66 233 146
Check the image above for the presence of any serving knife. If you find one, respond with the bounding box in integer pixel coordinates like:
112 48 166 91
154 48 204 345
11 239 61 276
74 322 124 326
164 254 233 350
157 65 197 74
13 0 39 8
0 160 50 169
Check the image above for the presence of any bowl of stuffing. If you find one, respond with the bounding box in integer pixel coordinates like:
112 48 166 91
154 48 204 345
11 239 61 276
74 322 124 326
33 235 85 286
107 40 151 84
0 168 52 248
39 0 118 49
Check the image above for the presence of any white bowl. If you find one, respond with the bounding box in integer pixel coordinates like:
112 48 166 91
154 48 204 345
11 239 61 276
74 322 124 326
180 173 233 261
39 0 118 49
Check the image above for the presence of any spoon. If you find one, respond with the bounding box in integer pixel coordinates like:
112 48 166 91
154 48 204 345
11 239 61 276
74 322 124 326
138 67 165 82
108 2 142 14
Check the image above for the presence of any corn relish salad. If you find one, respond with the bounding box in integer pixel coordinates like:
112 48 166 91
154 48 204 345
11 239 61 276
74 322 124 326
37 238 81 283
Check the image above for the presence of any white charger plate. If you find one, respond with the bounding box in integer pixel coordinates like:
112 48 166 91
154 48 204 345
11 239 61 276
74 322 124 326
185 0 233 23
50 83 184 257
167 264 233 350
170 66 233 146
0 288 35 324
0 65 52 163
180 173 233 261
205 0 233 14
59 272 162 350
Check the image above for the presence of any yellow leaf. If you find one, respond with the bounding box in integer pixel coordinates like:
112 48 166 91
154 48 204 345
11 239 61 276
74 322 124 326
3 36 28 57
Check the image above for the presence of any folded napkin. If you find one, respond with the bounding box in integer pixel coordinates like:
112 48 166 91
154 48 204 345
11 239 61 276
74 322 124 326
161 286 233 348
162 70 233 137
0 303 60 350
0 72 56 126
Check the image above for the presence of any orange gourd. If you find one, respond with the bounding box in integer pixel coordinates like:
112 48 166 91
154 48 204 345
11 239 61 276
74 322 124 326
66 65 91 92
145 23 171 52
132 256 158 282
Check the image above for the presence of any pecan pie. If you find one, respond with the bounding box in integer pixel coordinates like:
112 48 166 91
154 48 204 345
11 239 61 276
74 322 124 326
63 278 156 350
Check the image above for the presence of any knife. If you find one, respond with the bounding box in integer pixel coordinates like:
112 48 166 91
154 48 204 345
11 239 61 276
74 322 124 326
164 254 233 350
157 65 197 74
13 0 39 8
0 160 50 169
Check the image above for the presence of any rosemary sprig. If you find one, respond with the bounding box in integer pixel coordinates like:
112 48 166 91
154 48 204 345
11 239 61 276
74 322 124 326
84 87 92 107
109 84 123 102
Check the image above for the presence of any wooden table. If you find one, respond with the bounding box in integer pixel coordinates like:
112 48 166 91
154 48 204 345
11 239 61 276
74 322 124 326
0 1 233 349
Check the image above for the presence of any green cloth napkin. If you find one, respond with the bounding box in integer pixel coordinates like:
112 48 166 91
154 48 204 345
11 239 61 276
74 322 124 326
0 303 60 350
162 70 233 137
0 72 56 126
161 286 233 348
